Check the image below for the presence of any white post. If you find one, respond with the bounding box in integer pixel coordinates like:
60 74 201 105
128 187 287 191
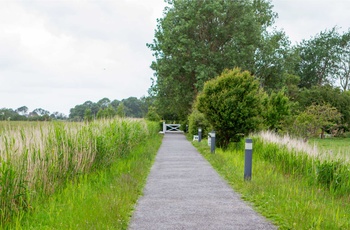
163 122 166 133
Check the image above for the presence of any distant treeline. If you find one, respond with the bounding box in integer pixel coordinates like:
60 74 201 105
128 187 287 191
69 96 154 121
0 96 154 121
0 107 66 121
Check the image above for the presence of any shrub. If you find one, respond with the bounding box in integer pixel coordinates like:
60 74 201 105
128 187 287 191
196 68 265 147
145 106 161 122
262 89 291 131
188 109 211 137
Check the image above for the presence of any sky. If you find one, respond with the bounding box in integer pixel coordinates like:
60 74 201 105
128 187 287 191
0 0 350 115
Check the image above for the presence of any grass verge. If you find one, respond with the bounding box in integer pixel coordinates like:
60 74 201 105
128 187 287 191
191 138 350 230
10 133 163 229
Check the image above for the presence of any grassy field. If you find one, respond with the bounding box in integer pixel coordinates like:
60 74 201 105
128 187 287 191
311 138 350 160
0 119 161 228
192 132 350 229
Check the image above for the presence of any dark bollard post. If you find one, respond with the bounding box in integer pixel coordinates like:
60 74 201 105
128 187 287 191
198 128 202 142
244 139 253 181
210 131 216 153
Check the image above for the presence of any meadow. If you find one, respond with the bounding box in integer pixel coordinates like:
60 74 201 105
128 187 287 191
192 131 350 229
0 119 161 228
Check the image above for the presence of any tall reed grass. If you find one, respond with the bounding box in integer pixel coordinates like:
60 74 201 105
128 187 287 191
0 119 159 225
192 136 350 229
256 131 350 195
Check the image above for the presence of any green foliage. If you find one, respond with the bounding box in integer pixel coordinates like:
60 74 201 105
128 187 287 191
336 29 350 91
295 28 350 90
122 97 144 118
18 133 162 229
292 104 342 139
262 89 291 131
297 85 350 131
148 0 284 120
296 28 341 88
116 103 126 118
197 68 264 147
84 108 93 121
192 137 350 229
188 109 211 137
145 106 160 121
69 96 151 120
96 106 116 119
254 31 297 91
0 119 159 226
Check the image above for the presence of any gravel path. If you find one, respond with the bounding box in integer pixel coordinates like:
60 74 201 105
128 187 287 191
129 133 276 230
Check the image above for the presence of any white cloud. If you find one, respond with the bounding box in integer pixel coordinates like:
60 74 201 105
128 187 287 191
1 0 349 115
0 0 166 114
272 0 350 44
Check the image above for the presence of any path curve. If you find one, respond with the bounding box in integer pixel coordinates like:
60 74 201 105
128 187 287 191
129 133 276 230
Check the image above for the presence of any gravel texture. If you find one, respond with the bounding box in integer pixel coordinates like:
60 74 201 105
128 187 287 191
129 133 276 230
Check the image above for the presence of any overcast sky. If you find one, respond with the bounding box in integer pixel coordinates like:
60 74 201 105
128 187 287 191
1 0 349 115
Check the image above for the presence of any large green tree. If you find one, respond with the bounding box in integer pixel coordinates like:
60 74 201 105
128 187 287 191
148 0 281 120
122 97 143 118
295 28 340 88
335 29 350 91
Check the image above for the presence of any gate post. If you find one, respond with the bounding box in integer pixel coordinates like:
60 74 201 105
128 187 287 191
163 122 166 133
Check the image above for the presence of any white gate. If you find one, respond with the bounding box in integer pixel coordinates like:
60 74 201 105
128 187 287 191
162 122 183 133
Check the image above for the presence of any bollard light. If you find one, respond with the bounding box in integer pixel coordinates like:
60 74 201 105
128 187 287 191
210 131 216 153
244 139 253 181
198 128 202 142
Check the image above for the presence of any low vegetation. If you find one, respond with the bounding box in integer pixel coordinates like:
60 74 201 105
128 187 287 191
19 129 162 229
0 119 160 228
192 132 350 229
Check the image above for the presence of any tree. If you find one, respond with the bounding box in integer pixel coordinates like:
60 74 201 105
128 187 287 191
97 97 111 109
295 28 340 88
96 106 116 119
262 89 291 131
335 30 350 91
15 106 28 116
253 30 298 91
110 99 120 111
297 85 350 131
69 104 86 120
145 106 160 121
140 96 156 118
148 0 279 120
33 108 50 116
116 103 126 118
122 97 143 118
196 68 265 147
84 108 93 122
69 100 99 120
292 104 341 139
0 108 23 121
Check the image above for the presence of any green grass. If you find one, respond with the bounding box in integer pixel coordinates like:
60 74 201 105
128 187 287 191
0 119 161 228
15 133 162 229
311 138 350 156
192 137 350 229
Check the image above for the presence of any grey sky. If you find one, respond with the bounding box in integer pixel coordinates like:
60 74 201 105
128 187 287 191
0 0 349 115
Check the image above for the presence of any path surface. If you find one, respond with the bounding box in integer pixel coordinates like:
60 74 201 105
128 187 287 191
129 133 276 230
